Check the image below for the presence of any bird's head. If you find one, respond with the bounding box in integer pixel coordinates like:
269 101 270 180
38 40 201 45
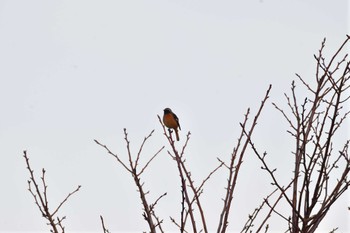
163 108 172 114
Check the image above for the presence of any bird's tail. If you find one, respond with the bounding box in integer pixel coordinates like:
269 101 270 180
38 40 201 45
175 129 180 141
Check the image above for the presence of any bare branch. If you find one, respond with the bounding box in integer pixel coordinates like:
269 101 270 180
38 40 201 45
217 84 272 233
100 215 111 233
52 185 81 217
94 139 132 173
138 146 165 176
22 151 80 233
96 129 165 233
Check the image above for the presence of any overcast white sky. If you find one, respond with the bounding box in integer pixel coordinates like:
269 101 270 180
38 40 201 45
0 0 349 232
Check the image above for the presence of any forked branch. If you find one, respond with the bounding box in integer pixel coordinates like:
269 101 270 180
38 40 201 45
23 151 81 233
95 129 165 233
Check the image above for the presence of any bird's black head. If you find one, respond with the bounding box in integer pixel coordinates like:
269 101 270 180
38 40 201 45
164 108 172 114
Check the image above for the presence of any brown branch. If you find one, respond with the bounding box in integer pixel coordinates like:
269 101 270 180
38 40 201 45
96 129 166 233
138 146 165 176
94 139 132 173
159 115 221 233
149 192 167 233
241 188 278 233
52 185 81 217
158 115 199 233
217 84 272 233
170 216 189 233
100 215 111 233
259 36 350 233
217 108 249 233
135 130 155 168
23 151 80 233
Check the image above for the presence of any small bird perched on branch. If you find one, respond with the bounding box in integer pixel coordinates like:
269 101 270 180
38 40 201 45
163 108 181 141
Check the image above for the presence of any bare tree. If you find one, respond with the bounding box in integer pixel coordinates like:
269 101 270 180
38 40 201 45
22 36 350 233
244 35 350 232
22 151 81 233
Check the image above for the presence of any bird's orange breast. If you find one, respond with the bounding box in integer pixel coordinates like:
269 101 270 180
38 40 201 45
163 113 178 129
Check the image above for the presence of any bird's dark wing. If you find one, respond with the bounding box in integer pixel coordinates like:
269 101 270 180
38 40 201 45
173 113 181 130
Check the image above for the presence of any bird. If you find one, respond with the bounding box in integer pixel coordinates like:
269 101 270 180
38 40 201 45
163 108 181 141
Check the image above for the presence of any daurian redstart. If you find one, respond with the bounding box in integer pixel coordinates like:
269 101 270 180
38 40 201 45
163 108 181 141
